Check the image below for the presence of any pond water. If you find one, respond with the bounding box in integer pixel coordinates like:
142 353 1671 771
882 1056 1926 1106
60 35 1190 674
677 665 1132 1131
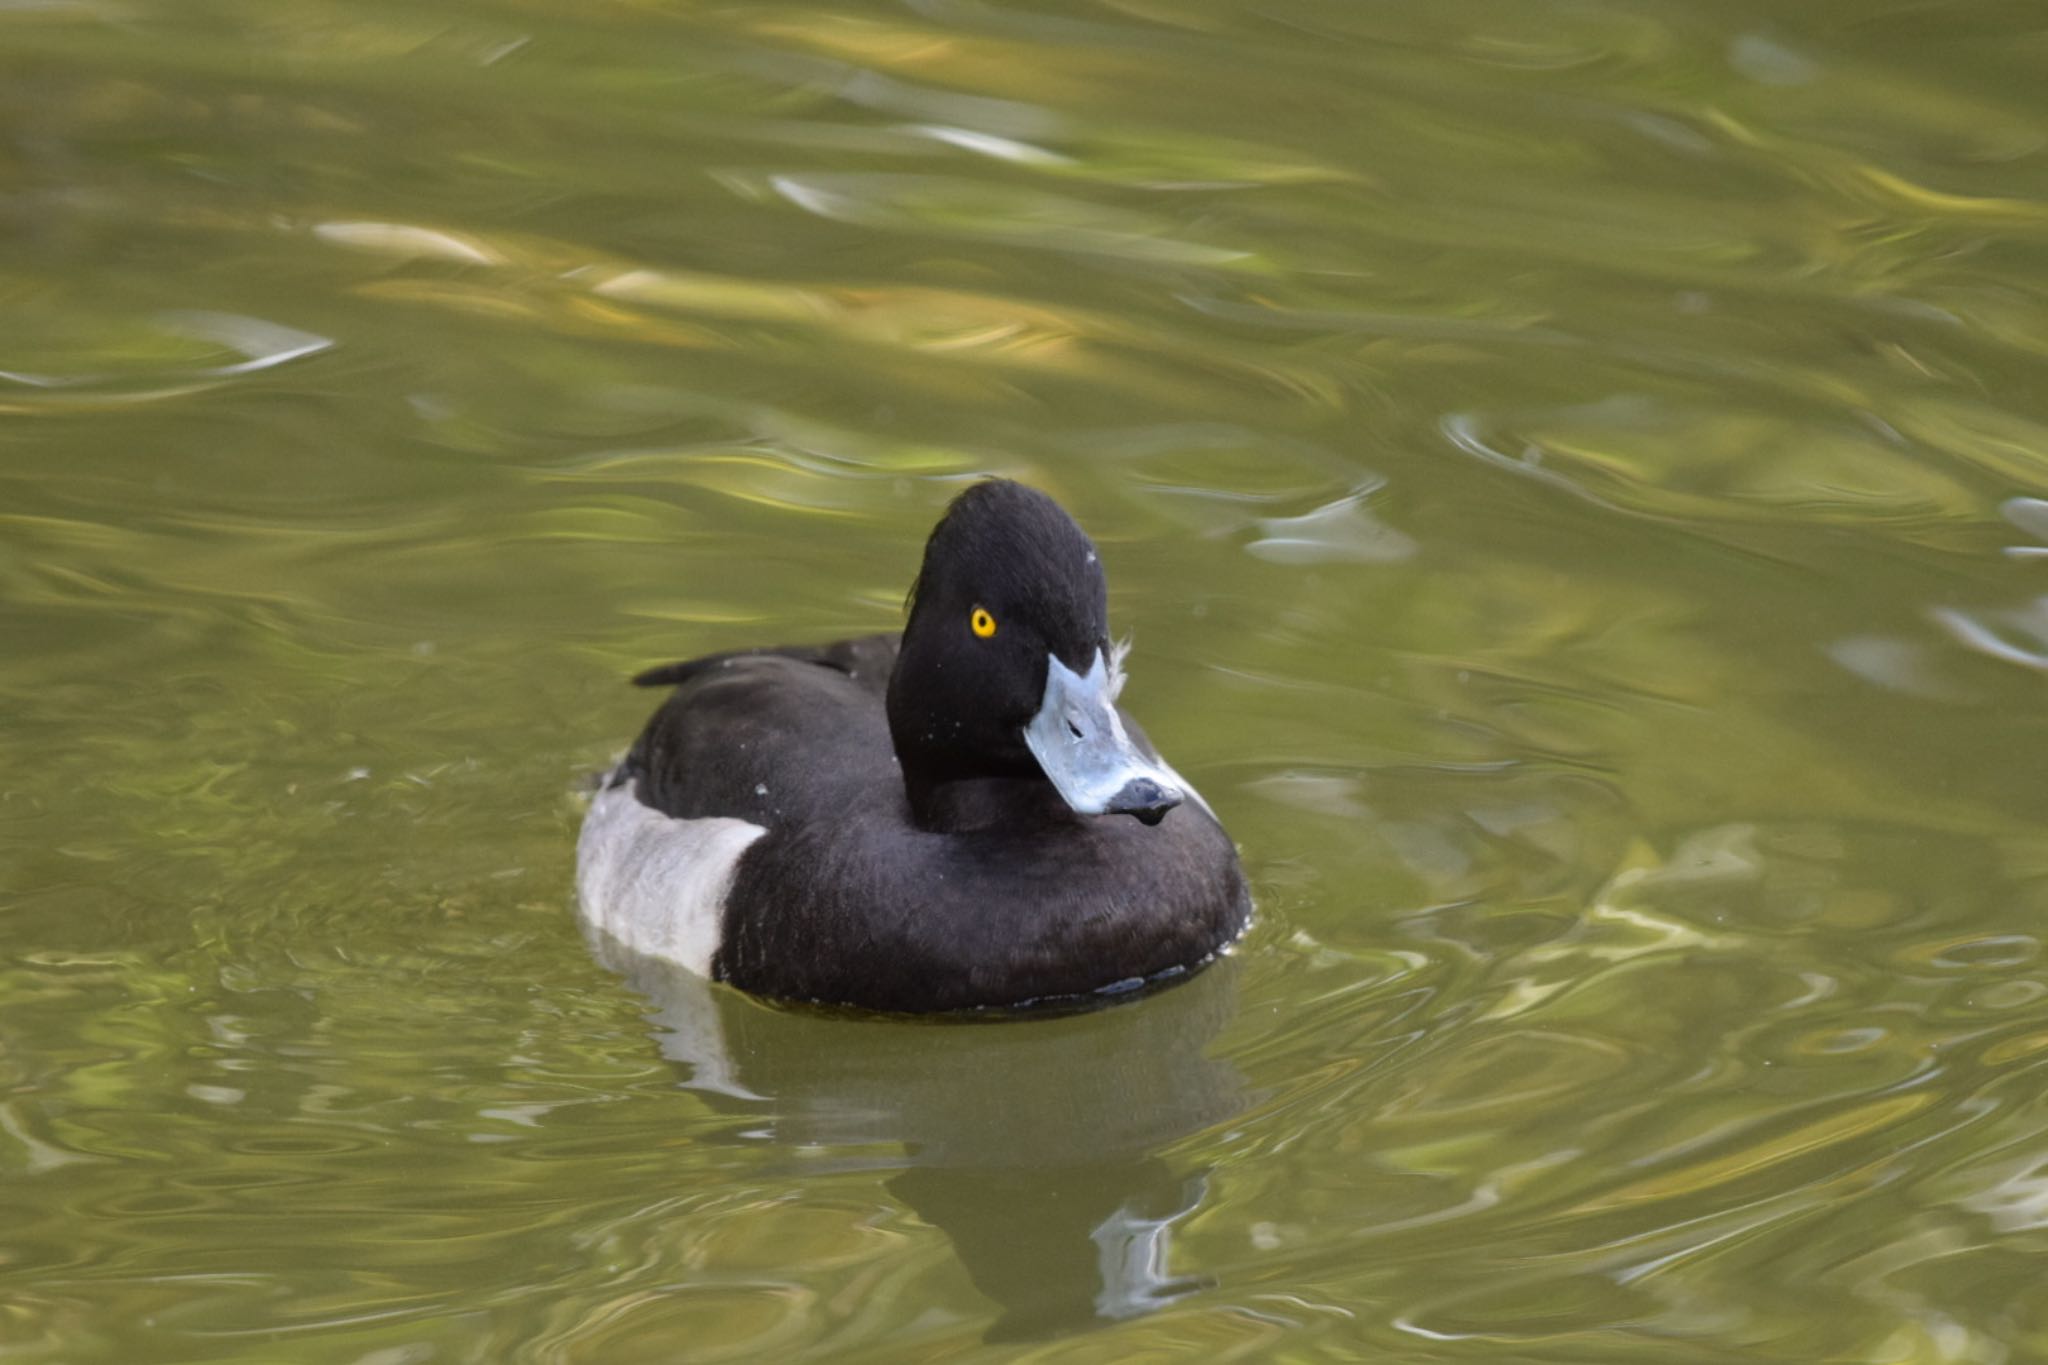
6 0 2048 1359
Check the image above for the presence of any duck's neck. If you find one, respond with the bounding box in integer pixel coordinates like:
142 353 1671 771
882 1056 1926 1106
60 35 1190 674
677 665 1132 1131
903 772 1078 835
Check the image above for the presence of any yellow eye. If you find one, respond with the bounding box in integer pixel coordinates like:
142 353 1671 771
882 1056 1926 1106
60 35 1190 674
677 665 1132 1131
970 606 997 639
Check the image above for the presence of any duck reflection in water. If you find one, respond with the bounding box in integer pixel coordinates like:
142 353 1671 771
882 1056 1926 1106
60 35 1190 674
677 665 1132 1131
590 931 1246 1342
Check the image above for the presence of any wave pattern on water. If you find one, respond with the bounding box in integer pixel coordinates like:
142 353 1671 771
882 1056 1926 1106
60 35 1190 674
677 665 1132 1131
5 0 2048 1359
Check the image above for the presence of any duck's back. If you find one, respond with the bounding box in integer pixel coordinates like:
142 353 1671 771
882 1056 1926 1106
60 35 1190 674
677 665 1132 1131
577 634 1249 1012
622 634 904 820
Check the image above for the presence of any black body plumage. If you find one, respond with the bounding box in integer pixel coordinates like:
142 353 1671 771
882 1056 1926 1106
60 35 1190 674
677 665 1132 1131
585 481 1249 1012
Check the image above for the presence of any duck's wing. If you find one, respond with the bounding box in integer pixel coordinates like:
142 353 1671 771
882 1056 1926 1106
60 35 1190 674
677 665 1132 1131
631 632 899 701
613 633 903 822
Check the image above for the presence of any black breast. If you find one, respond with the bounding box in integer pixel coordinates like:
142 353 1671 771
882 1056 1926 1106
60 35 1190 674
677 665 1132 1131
717 798 1248 1012
618 634 1249 1012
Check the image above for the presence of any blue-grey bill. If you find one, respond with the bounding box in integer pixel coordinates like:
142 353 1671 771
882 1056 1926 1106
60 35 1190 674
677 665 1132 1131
1023 649 1183 824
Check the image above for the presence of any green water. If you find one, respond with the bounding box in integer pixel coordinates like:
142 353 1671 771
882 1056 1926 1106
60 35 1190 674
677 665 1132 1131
6 0 2048 1358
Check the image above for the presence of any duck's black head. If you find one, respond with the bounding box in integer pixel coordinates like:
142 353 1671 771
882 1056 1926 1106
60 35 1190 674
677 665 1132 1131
887 480 1182 830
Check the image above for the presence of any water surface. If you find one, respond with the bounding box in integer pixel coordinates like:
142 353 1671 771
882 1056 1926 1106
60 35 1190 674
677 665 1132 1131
6 0 2048 1359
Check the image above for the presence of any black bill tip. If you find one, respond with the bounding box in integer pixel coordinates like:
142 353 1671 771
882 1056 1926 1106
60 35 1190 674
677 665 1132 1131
1108 777 1181 826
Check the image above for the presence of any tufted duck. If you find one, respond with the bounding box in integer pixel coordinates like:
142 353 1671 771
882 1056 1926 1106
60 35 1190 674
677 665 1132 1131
576 480 1249 1012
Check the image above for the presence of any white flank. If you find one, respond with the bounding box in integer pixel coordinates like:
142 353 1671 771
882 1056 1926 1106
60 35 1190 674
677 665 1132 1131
576 780 768 977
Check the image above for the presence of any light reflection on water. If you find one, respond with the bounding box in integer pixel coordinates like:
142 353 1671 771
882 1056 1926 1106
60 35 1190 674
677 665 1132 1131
596 938 1244 1341
4 0 2048 1358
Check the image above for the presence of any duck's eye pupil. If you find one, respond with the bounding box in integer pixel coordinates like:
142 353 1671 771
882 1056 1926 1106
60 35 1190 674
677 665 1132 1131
970 607 997 639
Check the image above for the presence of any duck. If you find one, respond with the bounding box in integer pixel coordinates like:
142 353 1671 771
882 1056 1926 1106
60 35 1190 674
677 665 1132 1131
576 479 1249 1013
